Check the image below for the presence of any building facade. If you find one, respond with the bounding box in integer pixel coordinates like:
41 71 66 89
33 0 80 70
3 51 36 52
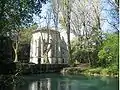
30 29 68 64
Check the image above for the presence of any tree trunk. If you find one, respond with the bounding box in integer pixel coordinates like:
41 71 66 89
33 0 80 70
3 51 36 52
66 0 72 64
14 49 18 62
13 40 18 62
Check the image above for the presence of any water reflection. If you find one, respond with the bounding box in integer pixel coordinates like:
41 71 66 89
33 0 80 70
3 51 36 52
28 78 72 90
29 78 51 90
58 80 71 90
1 74 118 90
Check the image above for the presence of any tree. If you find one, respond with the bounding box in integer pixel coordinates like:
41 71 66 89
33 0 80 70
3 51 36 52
66 0 72 63
18 25 37 62
98 33 118 67
0 0 47 62
51 0 59 30
51 0 118 67
51 0 72 63
102 0 119 32
51 0 103 65
69 0 102 66
11 25 37 62
0 0 47 35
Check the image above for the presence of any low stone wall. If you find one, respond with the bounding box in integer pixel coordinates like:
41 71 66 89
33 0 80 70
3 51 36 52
15 63 69 74
0 62 69 75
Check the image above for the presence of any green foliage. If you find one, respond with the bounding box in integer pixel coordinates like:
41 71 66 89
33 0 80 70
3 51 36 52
71 37 83 63
68 33 118 76
63 67 87 74
98 33 118 67
71 38 81 63
70 37 97 65
19 25 37 44
0 0 47 35
101 65 118 76
108 64 118 75
18 25 37 62
84 67 102 74
84 66 118 76
64 66 118 76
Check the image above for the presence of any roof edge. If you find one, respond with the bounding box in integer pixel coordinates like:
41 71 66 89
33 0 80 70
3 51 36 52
32 29 60 34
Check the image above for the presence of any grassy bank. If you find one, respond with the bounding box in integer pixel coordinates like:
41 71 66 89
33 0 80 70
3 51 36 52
61 67 118 77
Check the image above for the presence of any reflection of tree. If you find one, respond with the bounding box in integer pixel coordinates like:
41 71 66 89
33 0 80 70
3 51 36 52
40 79 48 90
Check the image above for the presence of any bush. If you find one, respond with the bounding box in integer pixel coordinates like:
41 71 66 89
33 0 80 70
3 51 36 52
108 64 118 75
101 68 110 75
98 33 118 67
84 67 102 74
101 65 118 76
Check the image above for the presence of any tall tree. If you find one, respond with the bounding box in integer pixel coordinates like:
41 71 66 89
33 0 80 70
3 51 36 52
0 0 47 35
69 0 102 65
106 0 119 32
0 0 47 62
66 0 72 62
52 0 73 63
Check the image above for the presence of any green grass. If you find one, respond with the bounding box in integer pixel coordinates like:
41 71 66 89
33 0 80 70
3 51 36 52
62 66 118 77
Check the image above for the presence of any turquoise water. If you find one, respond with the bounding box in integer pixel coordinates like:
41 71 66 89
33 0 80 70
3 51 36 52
15 74 118 90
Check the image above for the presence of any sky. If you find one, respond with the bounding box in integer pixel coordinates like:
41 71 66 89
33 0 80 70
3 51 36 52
33 1 75 42
33 0 118 33
101 0 119 32
33 2 55 28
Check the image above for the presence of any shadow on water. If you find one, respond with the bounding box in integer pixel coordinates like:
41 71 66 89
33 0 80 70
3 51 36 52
0 73 118 90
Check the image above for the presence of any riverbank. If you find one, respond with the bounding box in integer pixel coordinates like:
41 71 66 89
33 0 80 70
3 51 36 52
61 66 118 77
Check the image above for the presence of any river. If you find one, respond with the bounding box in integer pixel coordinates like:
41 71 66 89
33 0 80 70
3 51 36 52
10 73 119 90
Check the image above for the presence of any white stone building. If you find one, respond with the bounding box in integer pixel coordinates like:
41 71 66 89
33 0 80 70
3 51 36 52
30 29 68 64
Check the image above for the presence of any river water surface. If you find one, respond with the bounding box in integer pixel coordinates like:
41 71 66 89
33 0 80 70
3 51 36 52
15 73 118 90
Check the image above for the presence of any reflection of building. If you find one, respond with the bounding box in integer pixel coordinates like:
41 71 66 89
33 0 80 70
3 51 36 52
28 78 72 90
29 78 51 90
58 80 72 90
30 29 68 64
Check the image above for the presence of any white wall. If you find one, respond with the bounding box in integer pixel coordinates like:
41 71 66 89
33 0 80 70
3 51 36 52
30 30 69 64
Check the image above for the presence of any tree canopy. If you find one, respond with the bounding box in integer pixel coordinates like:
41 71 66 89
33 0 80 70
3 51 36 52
0 0 47 35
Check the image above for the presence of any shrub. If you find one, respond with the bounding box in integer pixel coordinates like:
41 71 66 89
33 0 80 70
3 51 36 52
98 33 118 67
101 68 110 75
87 67 102 74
